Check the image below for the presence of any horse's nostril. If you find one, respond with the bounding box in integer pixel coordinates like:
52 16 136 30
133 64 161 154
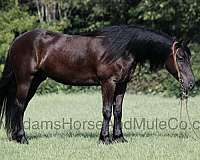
189 82 194 89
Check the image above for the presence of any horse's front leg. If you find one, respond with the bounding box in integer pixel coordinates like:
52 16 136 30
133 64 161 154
112 82 128 143
99 80 116 144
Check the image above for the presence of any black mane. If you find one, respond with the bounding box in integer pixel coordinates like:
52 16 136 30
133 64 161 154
82 25 174 70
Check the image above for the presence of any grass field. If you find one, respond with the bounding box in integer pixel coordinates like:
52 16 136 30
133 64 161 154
1 93 200 160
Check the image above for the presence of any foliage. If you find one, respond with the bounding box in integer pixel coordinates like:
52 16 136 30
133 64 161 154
36 79 100 95
128 0 200 41
0 0 199 96
0 7 37 57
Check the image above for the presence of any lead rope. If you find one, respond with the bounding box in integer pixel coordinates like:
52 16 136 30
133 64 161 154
179 80 200 142
179 98 183 139
185 97 200 142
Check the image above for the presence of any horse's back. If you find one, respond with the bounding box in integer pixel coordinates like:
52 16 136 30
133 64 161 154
9 29 135 86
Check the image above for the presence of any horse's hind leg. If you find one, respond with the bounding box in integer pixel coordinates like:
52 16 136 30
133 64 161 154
13 74 46 144
11 78 32 144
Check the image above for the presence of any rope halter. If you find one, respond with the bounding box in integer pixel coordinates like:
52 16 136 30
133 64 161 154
171 41 188 99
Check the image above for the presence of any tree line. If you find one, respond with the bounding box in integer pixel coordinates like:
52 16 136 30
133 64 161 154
0 0 200 95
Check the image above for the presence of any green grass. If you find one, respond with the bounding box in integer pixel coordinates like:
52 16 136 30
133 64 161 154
1 93 200 160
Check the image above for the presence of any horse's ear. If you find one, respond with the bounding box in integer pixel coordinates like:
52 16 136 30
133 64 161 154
182 40 190 47
174 39 183 48
176 41 182 48
172 36 176 42
179 39 184 44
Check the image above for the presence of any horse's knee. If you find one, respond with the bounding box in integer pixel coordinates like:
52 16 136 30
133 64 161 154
103 107 112 120
113 107 122 118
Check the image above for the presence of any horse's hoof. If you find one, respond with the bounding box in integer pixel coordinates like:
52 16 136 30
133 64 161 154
99 137 112 145
113 136 128 143
17 136 29 144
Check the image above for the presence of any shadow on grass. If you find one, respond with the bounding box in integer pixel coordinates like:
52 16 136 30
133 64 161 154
27 130 189 140
125 131 189 139
28 130 99 140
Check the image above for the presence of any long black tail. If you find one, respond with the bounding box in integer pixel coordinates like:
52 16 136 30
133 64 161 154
0 54 16 136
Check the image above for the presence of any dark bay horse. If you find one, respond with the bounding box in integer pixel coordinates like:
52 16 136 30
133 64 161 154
0 25 195 144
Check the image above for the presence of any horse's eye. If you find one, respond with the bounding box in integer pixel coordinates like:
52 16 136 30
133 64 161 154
177 57 184 62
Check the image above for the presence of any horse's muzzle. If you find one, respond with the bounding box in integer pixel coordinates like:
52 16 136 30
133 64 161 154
188 81 195 90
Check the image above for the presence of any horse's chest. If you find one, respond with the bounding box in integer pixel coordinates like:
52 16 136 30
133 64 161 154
97 55 135 82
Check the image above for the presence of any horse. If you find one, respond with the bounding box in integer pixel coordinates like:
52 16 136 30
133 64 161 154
0 25 195 144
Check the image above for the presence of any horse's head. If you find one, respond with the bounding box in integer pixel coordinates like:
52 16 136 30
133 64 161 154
165 40 195 95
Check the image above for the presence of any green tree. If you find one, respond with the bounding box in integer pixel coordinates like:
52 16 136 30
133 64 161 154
0 7 37 58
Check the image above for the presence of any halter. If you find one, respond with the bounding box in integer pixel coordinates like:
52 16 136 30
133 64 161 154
171 41 188 99
171 41 181 81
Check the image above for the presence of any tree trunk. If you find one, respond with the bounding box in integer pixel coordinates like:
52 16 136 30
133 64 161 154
15 0 19 7
36 0 42 22
35 0 61 22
